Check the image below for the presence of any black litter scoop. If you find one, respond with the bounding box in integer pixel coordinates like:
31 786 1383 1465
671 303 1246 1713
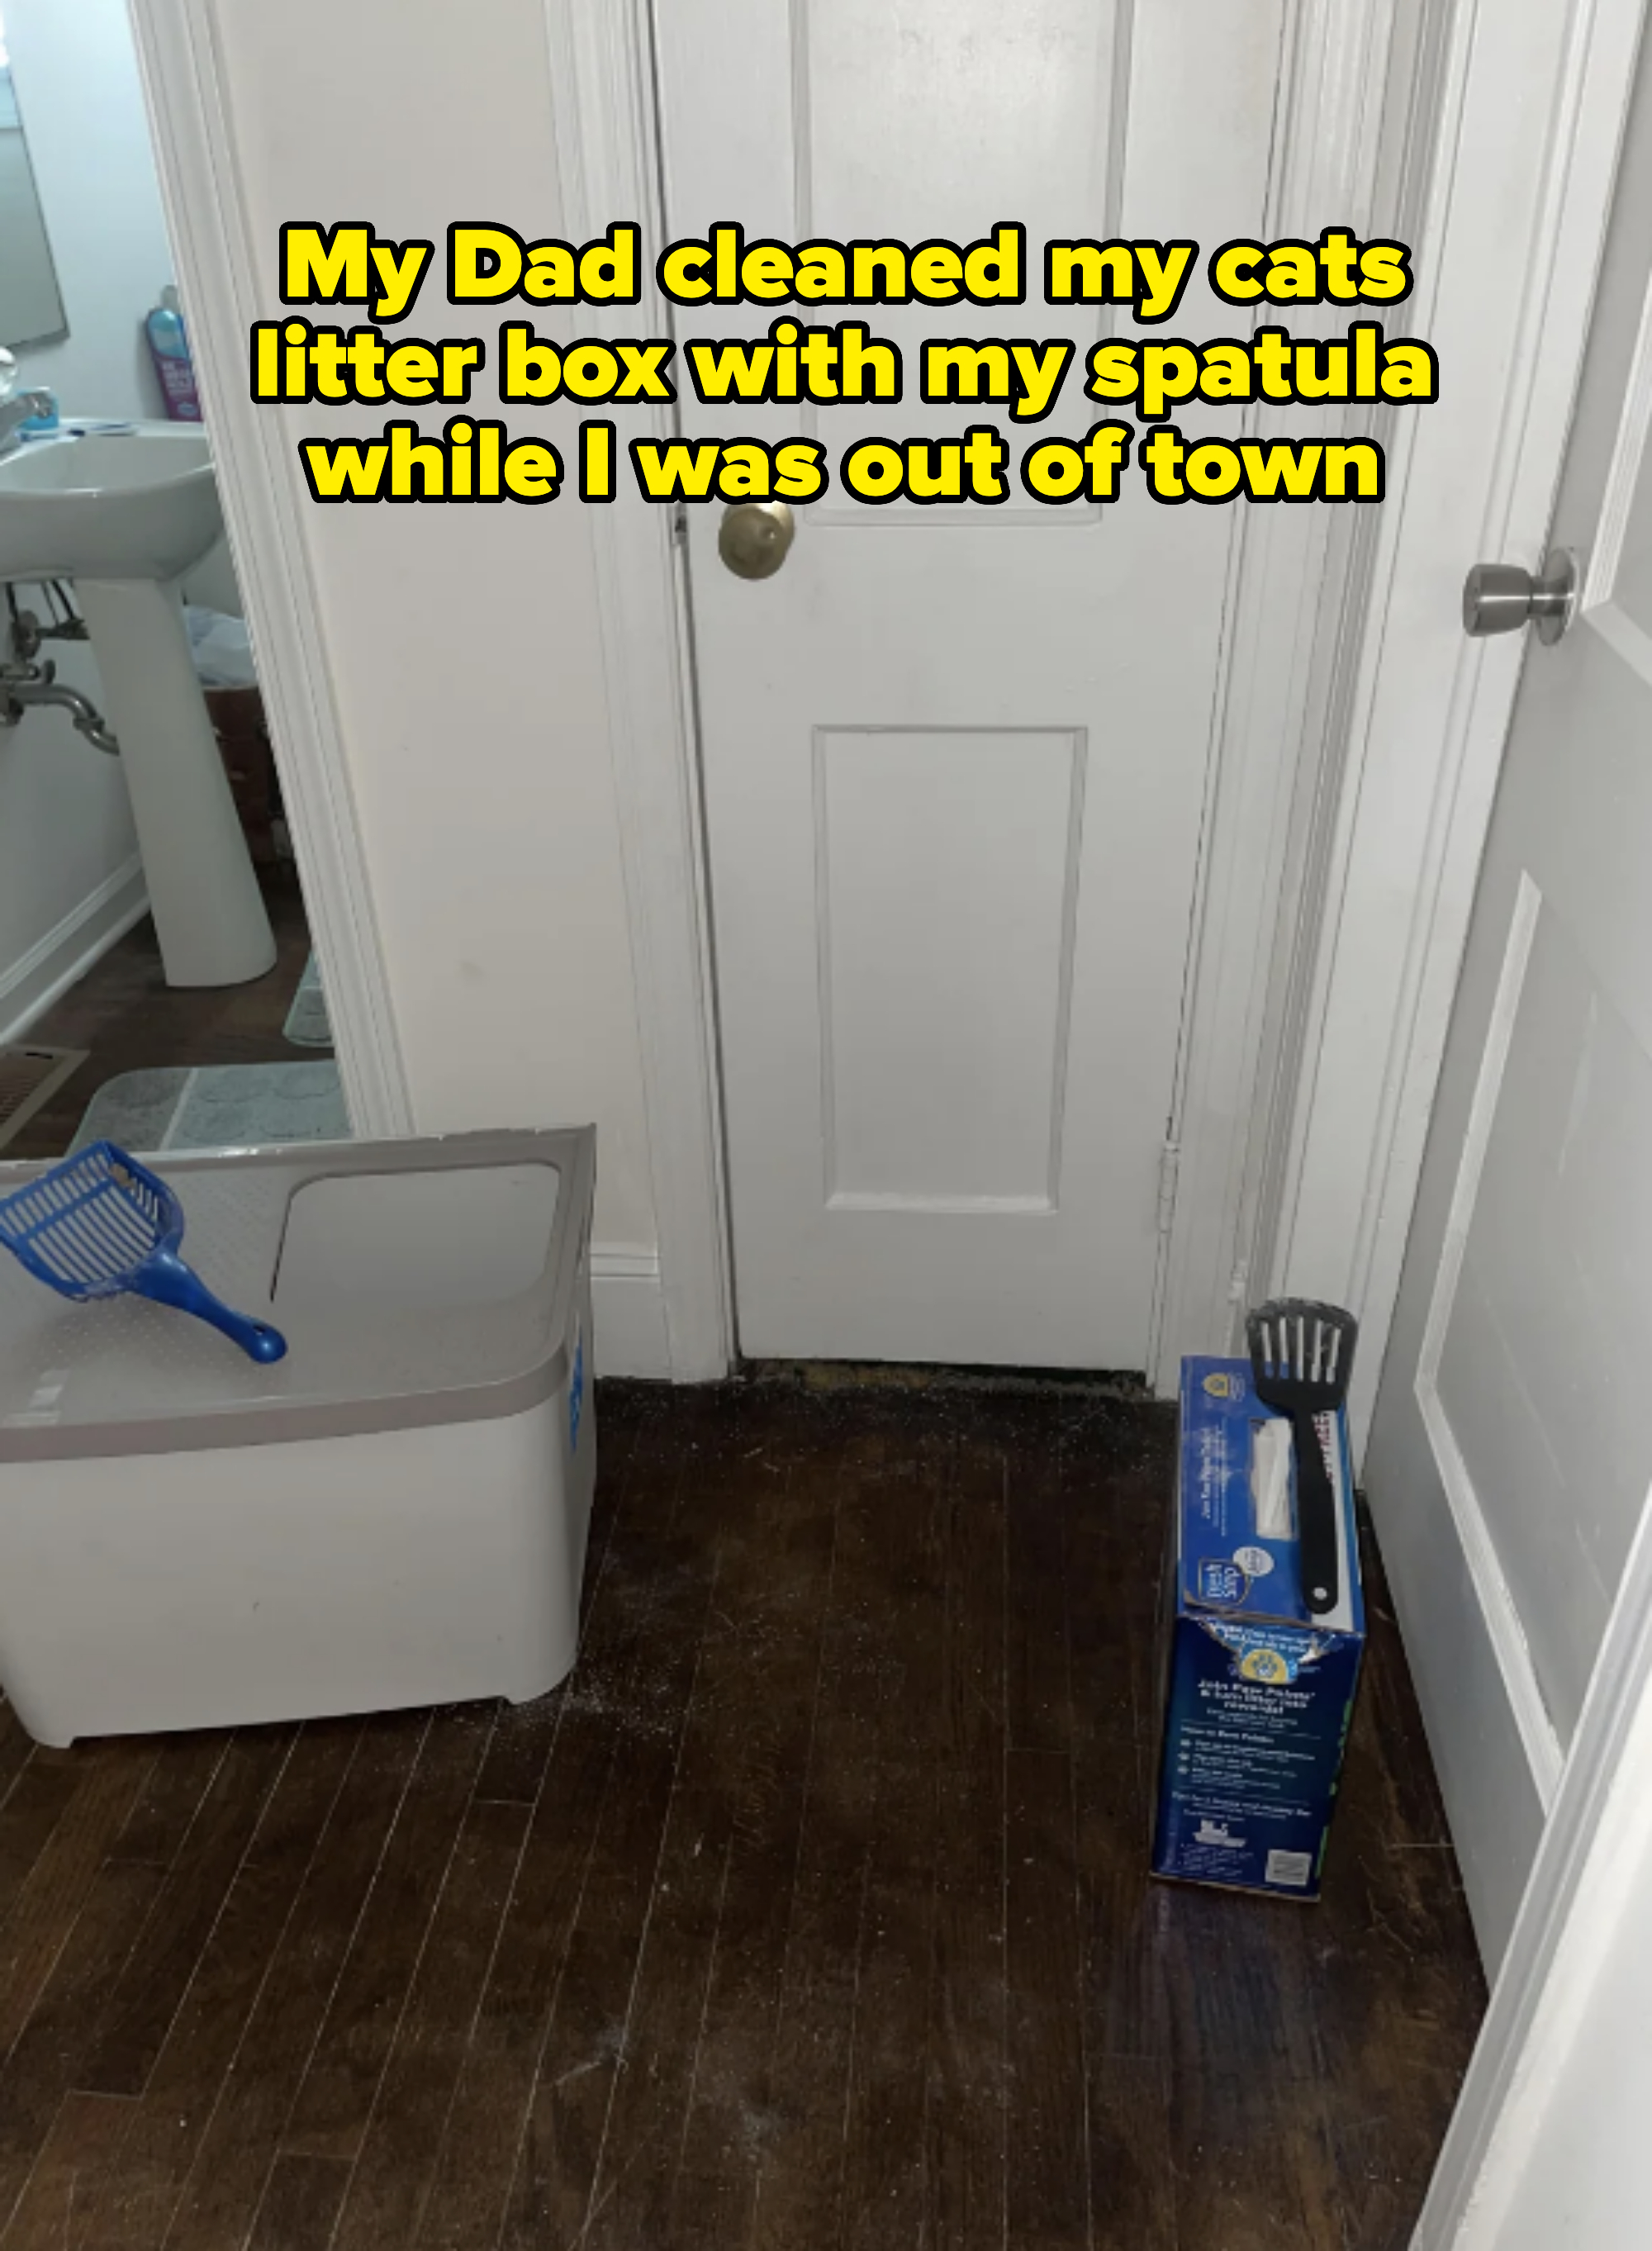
1246 1298 1357 1617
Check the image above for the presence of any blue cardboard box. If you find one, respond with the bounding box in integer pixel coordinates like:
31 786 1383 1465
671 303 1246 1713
1151 1356 1365 1900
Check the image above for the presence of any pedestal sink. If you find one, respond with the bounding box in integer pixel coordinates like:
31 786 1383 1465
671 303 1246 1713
0 430 276 987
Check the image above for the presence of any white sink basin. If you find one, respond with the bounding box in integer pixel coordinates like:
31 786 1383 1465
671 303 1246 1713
0 431 221 581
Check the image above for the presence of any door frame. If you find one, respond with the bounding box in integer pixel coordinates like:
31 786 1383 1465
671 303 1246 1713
540 0 734 1381
545 0 1404 1385
126 0 415 1144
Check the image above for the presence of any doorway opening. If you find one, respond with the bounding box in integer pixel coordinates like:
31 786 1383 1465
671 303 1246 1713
0 0 343 1168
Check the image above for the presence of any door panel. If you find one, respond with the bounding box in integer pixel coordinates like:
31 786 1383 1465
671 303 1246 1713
657 2 1287 1363
1427 880 1652 1747
815 728 1084 1211
799 0 1119 228
1370 7 1652 1963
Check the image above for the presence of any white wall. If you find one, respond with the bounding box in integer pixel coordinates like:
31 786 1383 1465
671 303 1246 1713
3 0 175 418
0 648 143 1043
203 0 657 1257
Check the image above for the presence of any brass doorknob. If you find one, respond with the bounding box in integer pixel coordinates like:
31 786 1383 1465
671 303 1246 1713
718 501 795 580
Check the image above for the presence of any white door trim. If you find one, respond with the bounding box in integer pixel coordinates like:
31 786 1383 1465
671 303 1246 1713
542 0 735 1382
125 0 414 1142
548 0 1407 1387
1270 0 1647 1451
1148 0 1398 1387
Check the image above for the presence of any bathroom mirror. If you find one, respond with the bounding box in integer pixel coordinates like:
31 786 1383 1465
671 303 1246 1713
0 14 68 351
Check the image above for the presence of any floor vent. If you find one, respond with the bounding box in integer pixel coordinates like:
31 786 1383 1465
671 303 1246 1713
0 1044 88 1156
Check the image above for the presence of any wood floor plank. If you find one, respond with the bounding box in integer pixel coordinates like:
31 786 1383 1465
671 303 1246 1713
274 1707 488 2168
1086 2054 1177 2251
0 1863 163 2236
415 1392 716 2251
938 1402 1008 1766
157 1710 458 2249
1074 1738 1165 2066
466 1690 569 1813
513 1409 754 2251
1165 2064 1337 2251
156 1710 444 2249
497 1748 682 2251
0 2092 134 2251
78 1730 298 2098
1158 1855 1336 2251
577 1783 730 2251
1005 1748 1089 2251
245 2154 351 2251
830 1421 953 2251
839 1754 941 2251
406 1728 615 2251
922 1420 1009 2251
667 1408 843 2251
577 1389 848 2251
1158 1878 1325 2086
330 1795 531 2251
1065 1400 1175 1750
0 1761 83 1933
244 2152 351 2251
1006 1408 1075 1755
68 1724 360 2251
746 1425 898 2251
0 1748 151 2060
103 1736 231 1871
498 1394 730 2251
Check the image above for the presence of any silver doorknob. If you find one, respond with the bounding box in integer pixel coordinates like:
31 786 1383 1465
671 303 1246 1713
718 501 795 580
1462 548 1578 643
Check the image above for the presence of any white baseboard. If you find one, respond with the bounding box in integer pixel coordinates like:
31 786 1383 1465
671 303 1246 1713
591 1245 671 1380
0 857 150 1047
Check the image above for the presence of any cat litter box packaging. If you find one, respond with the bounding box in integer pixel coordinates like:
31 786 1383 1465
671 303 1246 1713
1151 1356 1364 1901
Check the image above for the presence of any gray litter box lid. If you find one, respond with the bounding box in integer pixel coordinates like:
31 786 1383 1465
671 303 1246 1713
0 1127 595 1461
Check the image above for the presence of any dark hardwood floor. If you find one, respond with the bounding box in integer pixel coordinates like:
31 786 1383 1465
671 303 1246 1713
0 1376 1485 2251
7 865 320 1164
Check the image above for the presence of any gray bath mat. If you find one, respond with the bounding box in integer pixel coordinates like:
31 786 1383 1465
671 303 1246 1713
70 1061 351 1155
283 954 332 1047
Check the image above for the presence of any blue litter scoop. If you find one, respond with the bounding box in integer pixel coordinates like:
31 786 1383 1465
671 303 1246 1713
0 1140 287 1363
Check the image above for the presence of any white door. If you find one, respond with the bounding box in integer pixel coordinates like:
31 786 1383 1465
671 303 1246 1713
1368 12 1652 1969
654 2 1288 1366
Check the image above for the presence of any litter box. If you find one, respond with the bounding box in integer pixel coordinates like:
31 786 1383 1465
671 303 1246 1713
0 1128 595 1746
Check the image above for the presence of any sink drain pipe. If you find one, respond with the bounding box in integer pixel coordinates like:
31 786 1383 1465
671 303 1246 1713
0 661 120 755
0 597 119 755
